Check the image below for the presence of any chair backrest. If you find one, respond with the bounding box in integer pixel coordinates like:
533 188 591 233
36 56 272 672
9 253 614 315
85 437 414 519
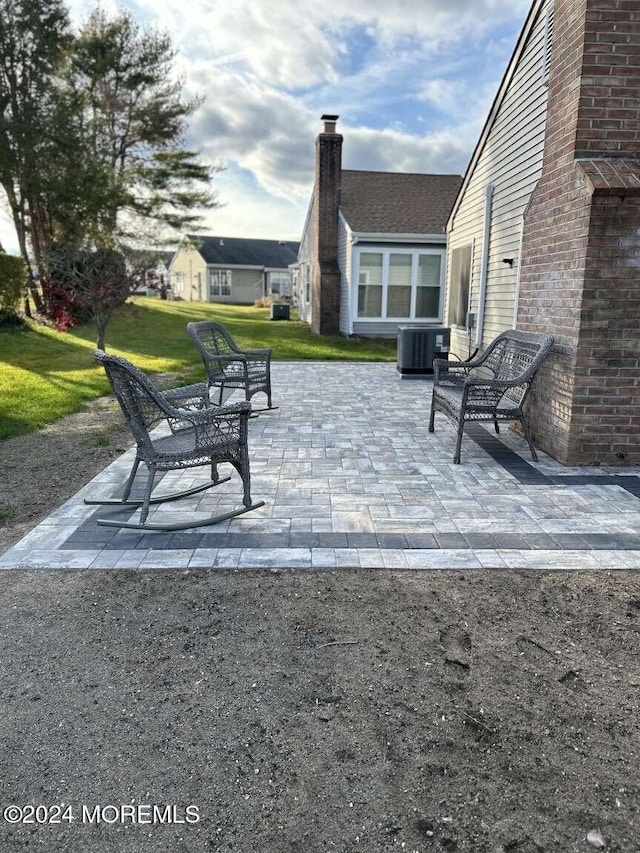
479 330 554 383
187 321 242 382
473 330 554 409
94 350 167 454
187 321 239 358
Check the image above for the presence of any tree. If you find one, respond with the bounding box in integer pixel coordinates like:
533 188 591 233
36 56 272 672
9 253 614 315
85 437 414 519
43 244 155 350
0 0 72 306
0 2 219 332
69 8 219 247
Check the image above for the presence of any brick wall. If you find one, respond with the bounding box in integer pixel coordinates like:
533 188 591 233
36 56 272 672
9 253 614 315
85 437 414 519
518 0 640 466
312 128 342 336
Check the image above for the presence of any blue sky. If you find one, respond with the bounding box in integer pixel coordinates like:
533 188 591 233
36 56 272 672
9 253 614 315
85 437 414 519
0 0 532 252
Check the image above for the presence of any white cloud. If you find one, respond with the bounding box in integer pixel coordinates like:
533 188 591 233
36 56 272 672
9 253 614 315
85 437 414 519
197 168 307 242
130 0 531 89
0 0 532 250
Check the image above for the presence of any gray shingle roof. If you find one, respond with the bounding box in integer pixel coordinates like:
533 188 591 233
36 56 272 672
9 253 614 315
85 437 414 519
187 235 300 268
339 171 463 234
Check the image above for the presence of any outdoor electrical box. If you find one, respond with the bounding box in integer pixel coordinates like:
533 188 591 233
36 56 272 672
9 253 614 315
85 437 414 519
396 326 450 378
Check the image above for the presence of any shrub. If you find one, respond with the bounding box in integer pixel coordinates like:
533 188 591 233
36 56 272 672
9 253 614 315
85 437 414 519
0 253 27 321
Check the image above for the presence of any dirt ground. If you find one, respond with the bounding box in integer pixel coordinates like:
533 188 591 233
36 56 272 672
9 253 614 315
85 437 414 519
0 397 639 852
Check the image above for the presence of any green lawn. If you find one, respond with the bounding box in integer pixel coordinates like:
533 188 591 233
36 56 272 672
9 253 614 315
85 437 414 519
0 298 396 439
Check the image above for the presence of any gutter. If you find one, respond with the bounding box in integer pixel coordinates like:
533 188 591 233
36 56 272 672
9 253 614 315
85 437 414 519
350 231 447 245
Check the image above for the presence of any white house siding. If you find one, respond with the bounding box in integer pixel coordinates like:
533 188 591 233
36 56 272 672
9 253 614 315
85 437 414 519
338 216 352 335
206 267 264 305
446 0 550 357
296 194 315 324
170 246 207 300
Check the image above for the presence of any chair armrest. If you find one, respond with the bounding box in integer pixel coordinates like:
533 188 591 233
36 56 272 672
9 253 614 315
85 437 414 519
162 382 210 410
241 348 272 358
457 376 529 409
433 359 471 385
463 376 527 390
157 392 249 421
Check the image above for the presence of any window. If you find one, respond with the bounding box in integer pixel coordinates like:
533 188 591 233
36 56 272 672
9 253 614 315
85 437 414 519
387 254 412 317
208 269 231 297
269 271 289 295
355 248 443 321
417 254 442 317
447 244 472 327
358 252 383 317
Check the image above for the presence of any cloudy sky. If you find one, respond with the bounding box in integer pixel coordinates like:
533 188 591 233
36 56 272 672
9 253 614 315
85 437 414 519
0 0 532 252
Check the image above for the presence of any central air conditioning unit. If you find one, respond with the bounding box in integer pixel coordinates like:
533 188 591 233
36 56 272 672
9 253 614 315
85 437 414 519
270 302 290 320
397 326 450 378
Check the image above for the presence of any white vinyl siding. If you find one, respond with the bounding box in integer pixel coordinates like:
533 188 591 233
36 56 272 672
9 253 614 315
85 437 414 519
446 0 551 355
338 217 352 334
296 194 315 324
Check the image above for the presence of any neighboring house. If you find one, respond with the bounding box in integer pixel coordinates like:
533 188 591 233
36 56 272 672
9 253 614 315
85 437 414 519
444 0 640 467
126 249 174 297
297 115 462 337
170 235 299 304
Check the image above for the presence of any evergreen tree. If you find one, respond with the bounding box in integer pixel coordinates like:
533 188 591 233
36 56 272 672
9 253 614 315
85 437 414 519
0 0 71 304
69 8 218 247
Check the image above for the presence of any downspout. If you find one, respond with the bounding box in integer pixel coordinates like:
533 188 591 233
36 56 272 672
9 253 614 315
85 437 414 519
349 229 358 336
512 217 525 328
475 183 494 348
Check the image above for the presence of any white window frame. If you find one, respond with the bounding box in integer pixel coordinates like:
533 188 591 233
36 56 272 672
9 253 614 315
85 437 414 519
447 242 474 330
352 246 445 323
208 268 231 297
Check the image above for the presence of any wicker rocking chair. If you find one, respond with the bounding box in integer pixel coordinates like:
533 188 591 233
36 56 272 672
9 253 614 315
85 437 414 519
187 321 276 412
428 330 554 464
84 350 264 531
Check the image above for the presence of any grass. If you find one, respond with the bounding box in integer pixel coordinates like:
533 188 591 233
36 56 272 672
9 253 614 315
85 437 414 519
0 297 396 440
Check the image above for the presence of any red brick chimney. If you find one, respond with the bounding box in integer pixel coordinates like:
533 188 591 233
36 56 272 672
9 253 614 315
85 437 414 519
518 0 640 466
312 114 342 335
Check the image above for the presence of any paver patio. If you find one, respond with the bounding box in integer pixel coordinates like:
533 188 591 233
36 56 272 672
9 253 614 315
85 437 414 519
2 361 640 571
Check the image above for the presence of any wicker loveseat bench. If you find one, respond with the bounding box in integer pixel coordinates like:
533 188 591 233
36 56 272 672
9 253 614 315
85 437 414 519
428 329 554 464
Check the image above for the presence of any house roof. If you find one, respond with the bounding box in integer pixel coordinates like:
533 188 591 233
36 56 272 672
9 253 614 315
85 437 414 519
186 235 300 268
339 170 463 235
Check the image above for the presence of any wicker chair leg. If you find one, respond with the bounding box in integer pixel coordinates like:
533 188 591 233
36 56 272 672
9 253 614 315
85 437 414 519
428 401 436 432
493 416 500 434
453 423 465 464
521 418 538 462
121 457 141 501
238 447 253 508
139 464 157 524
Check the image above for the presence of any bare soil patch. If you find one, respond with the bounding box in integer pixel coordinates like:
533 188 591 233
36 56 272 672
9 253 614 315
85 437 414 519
0 395 639 852
0 395 131 554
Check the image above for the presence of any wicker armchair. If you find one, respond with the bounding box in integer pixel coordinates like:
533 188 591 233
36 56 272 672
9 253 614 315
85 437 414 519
187 321 276 411
84 350 264 531
428 330 554 464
